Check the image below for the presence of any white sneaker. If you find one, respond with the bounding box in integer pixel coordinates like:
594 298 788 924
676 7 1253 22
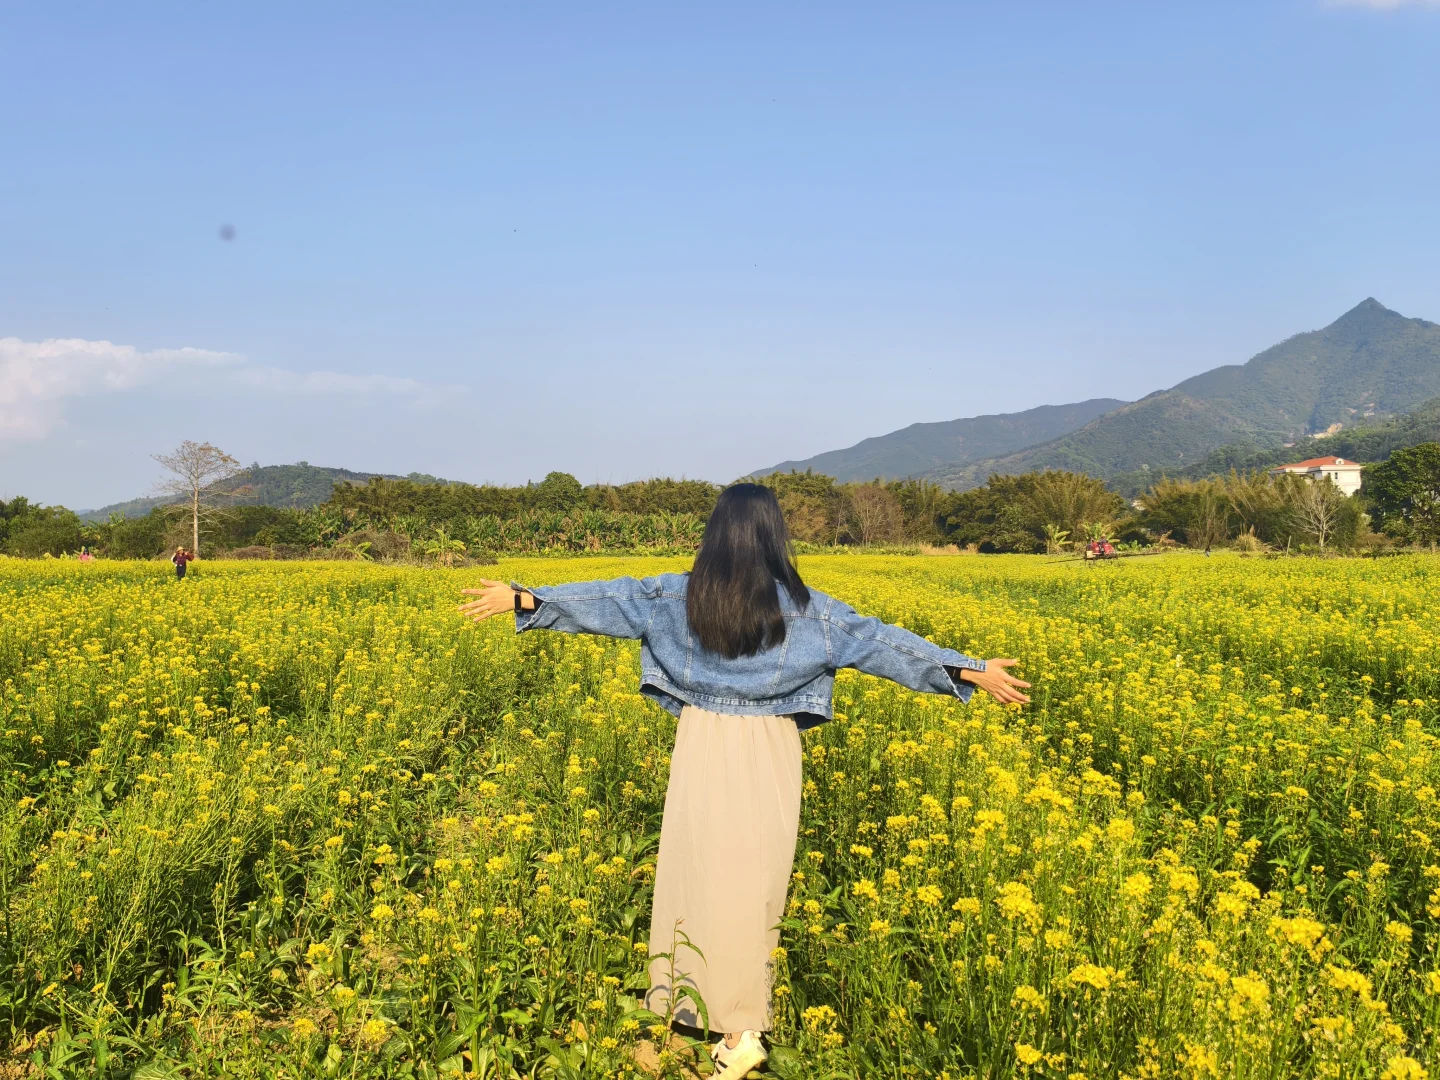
710 1030 766 1078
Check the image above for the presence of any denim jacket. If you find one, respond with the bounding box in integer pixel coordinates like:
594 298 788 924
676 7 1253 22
514 573 984 730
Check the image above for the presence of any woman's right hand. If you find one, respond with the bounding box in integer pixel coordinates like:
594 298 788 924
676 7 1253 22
959 659 1031 704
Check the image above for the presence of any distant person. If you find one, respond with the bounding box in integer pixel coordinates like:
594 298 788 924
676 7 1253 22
78 547 93 562
457 484 1030 1078
171 546 194 580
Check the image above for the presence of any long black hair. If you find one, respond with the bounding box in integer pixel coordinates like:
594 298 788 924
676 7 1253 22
686 483 810 658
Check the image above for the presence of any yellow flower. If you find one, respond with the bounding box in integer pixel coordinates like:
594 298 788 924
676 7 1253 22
996 881 1038 922
1269 915 1330 958
369 903 394 920
291 1017 317 1038
1105 817 1135 843
1381 1056 1429 1080
802 1004 838 1034
1119 872 1152 900
1167 868 1200 897
1229 974 1270 1017
1385 921 1413 945
1068 963 1114 991
358 1017 391 1049
1015 1043 1043 1066
1011 985 1046 1012
1323 965 1373 999
852 878 879 902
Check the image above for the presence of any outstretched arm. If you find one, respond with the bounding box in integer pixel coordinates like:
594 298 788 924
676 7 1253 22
459 579 539 619
827 599 1030 705
458 576 660 640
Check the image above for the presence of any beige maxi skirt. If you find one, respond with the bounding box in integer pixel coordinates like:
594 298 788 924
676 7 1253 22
644 705 803 1034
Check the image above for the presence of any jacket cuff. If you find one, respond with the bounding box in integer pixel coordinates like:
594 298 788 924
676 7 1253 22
510 582 546 632
944 667 977 703
942 653 984 704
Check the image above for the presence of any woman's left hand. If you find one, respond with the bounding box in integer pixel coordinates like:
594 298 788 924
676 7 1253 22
459 579 517 621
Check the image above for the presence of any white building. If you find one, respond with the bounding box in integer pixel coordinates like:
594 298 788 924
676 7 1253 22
1270 455 1364 497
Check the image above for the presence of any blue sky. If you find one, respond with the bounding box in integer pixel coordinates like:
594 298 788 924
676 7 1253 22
3 0 1440 509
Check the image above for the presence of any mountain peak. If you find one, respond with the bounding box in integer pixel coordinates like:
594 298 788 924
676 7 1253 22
1332 297 1394 325
917 299 1440 491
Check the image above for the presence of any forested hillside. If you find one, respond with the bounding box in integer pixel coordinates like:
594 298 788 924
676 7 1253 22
80 463 454 521
754 398 1125 482
1103 393 1440 493
918 299 1440 489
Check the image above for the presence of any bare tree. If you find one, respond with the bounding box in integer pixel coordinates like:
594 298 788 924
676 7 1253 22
152 440 246 557
846 484 903 546
1292 476 1343 552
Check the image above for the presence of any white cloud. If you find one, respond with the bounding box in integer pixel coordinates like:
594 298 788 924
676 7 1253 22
1326 0 1440 8
0 336 462 439
0 337 238 439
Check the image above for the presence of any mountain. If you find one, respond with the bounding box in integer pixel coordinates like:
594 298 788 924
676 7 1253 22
753 399 1127 483
80 463 455 521
1138 392 1440 492
924 298 1440 490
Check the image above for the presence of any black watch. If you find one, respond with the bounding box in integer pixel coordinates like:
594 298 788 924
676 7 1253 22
513 588 524 615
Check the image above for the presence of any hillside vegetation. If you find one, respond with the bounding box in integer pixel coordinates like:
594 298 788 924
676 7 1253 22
80 463 455 522
1120 393 1440 493
916 299 1440 489
755 399 1126 483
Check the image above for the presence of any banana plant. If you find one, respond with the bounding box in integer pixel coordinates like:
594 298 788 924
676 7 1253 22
424 526 467 567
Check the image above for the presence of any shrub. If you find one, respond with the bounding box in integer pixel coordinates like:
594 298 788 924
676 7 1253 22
1230 531 1267 554
5 511 84 557
338 529 412 561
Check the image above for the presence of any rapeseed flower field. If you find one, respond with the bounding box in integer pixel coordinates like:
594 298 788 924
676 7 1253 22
3 553 1440 1078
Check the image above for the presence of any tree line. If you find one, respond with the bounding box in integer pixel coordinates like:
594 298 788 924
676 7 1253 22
6 442 1439 559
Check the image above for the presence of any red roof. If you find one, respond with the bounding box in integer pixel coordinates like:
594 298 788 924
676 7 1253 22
1272 455 1358 470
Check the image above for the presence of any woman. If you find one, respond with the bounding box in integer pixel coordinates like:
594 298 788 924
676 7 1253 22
171 546 194 581
458 484 1029 1077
